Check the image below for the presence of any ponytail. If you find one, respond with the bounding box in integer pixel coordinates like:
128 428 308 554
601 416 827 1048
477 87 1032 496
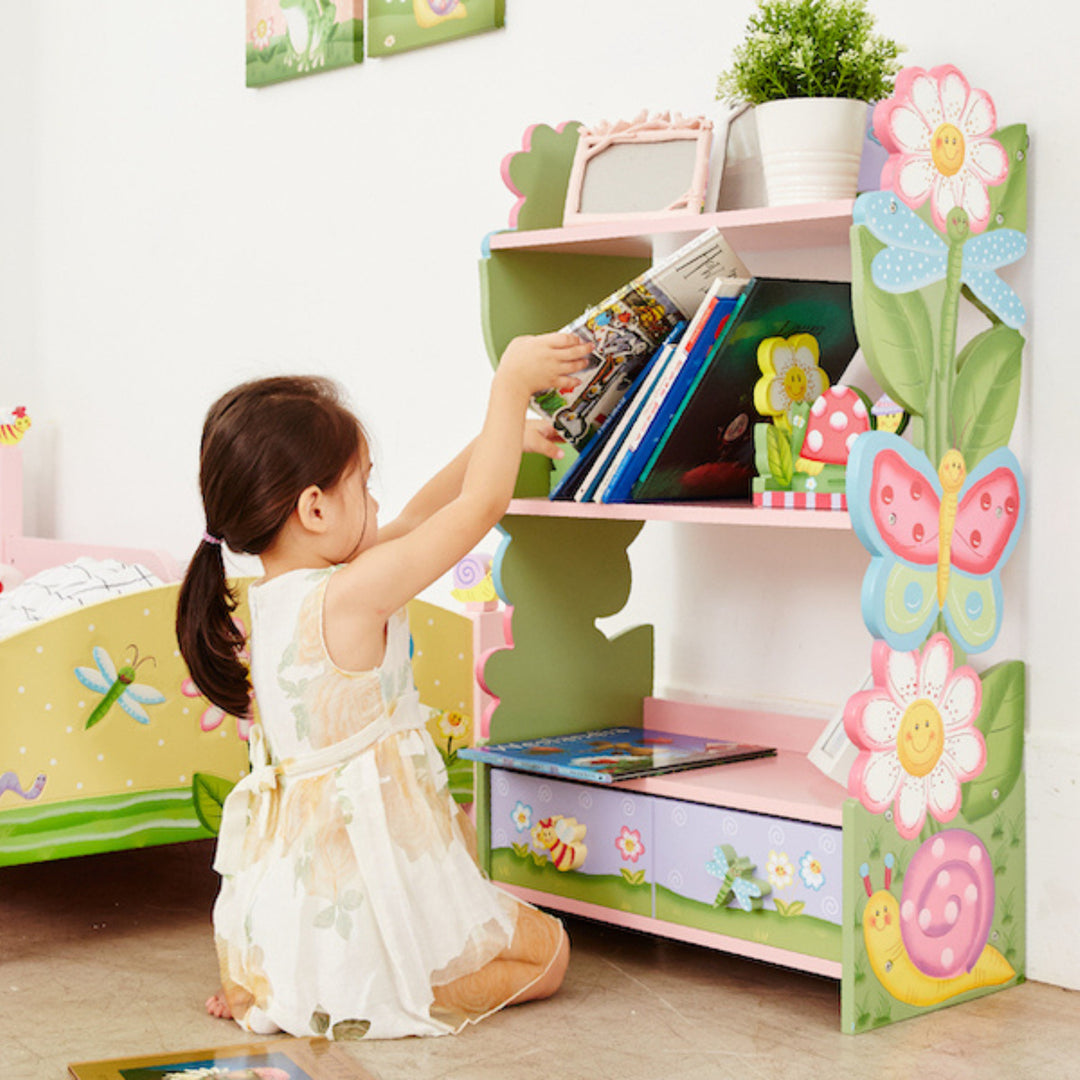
176 538 250 718
176 375 366 720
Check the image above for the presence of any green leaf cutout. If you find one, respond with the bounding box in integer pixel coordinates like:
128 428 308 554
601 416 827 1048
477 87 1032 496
850 225 935 421
987 125 1029 234
191 773 236 836
962 660 1026 822
952 323 1024 468
767 424 794 487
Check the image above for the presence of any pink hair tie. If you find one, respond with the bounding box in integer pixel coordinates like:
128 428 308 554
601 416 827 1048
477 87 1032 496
202 531 223 547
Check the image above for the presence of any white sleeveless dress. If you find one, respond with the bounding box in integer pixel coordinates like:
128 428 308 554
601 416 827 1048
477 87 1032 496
211 567 559 1039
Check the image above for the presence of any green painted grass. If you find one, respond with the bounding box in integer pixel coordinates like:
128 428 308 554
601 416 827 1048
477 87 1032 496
0 788 211 867
491 847 841 961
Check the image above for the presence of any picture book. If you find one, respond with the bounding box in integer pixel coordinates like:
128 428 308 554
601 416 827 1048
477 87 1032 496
68 1036 374 1080
459 727 775 783
598 286 745 503
532 228 750 451
628 277 859 502
550 321 685 502
571 320 687 502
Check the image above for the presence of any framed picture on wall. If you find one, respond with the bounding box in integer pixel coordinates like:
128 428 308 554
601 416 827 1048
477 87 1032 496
367 0 505 58
246 0 364 88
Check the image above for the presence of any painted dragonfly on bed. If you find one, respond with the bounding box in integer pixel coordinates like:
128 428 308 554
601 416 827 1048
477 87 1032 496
75 644 166 728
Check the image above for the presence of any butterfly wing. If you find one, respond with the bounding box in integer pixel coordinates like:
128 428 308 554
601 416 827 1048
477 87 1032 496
848 433 944 650
942 447 1027 653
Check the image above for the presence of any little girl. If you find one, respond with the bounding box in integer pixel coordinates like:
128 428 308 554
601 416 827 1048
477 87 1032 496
176 332 591 1039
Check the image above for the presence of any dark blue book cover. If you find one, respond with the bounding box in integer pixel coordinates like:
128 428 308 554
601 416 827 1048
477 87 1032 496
601 294 741 503
459 726 775 783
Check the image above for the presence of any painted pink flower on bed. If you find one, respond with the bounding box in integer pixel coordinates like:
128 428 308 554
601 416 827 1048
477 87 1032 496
844 633 986 840
874 64 1009 235
181 617 252 740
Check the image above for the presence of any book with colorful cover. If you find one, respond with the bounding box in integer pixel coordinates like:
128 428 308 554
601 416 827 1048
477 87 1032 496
550 321 685 502
68 1037 374 1080
629 277 858 502
532 228 750 451
598 287 744 503
571 320 687 502
459 726 775 783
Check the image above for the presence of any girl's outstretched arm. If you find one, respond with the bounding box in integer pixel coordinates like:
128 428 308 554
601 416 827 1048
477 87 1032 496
378 420 566 543
329 333 590 636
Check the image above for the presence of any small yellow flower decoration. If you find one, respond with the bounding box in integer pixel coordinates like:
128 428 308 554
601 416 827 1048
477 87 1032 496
753 334 829 431
437 710 471 747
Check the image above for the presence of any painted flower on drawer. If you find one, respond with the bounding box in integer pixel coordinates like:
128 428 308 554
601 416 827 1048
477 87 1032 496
845 633 986 839
615 825 645 863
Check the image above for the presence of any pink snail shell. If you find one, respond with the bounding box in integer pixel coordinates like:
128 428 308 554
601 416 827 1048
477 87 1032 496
453 553 491 589
899 829 995 979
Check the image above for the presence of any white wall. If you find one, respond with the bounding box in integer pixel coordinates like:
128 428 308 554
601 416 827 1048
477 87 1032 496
3 0 1077 989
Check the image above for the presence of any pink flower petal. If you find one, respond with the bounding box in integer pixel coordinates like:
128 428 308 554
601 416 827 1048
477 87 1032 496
911 70 946 123
959 171 992 232
961 89 998 140
940 669 981 730
927 760 963 820
856 693 903 750
943 728 987 780
938 67 971 124
884 644 920 707
967 137 1009 186
889 102 934 155
895 773 929 838
919 633 953 701
853 749 904 810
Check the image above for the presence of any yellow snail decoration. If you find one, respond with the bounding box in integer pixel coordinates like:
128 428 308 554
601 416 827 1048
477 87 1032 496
860 831 1015 1008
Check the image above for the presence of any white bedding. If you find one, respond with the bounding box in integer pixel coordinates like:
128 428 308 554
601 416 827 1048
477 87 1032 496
0 557 164 639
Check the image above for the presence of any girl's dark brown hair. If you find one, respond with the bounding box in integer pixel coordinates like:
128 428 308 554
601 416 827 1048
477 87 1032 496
176 375 366 717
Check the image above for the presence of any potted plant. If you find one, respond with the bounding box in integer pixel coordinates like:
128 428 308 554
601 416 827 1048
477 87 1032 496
715 0 903 205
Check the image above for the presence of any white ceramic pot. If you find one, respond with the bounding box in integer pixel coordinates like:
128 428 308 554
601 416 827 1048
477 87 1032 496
752 97 870 206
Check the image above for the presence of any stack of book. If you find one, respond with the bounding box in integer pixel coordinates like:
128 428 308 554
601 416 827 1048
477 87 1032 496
534 237 860 504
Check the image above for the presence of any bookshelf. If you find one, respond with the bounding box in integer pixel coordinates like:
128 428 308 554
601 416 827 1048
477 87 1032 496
475 181 1026 1031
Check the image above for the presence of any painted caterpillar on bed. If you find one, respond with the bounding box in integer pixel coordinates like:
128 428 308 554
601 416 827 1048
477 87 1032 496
860 830 1015 1008
0 406 31 445
0 771 46 801
531 815 587 871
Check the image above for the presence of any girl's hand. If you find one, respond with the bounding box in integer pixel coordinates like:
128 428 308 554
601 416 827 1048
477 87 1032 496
497 332 593 398
524 419 567 460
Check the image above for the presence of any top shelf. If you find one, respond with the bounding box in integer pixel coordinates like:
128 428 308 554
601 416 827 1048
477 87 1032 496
487 200 856 258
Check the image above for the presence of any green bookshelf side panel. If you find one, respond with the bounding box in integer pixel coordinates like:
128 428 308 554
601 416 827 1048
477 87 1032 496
841 779 1025 1034
479 250 650 369
485 515 653 742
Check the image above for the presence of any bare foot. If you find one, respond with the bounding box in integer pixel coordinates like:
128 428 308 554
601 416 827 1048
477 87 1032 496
206 991 234 1020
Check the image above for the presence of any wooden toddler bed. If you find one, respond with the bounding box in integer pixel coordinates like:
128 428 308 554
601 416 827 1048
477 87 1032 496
0 443 499 867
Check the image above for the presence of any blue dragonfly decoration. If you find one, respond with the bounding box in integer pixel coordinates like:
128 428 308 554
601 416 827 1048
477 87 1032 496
705 843 770 912
853 190 1027 329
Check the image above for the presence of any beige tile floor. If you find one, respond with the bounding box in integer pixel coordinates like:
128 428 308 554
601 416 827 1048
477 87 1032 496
2 841 1077 1080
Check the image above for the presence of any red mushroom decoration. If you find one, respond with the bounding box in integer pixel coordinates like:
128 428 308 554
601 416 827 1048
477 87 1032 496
797 386 872 471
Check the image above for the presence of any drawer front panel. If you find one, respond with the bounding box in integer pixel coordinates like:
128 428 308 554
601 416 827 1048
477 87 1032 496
654 798 843 961
489 769 653 915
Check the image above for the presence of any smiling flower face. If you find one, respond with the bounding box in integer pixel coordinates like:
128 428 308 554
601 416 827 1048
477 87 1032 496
844 633 986 839
754 334 829 430
874 64 1009 235
615 825 645 863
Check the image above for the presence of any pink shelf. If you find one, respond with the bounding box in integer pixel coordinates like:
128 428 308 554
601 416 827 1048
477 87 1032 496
507 497 852 530
619 751 845 827
487 200 856 258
